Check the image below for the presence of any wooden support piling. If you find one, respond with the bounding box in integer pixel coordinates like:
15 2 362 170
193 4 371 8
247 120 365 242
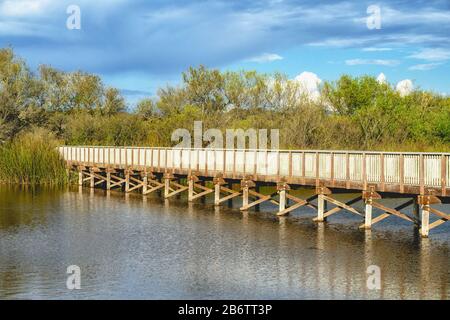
242 185 249 209
90 169 95 188
358 187 419 229
362 186 380 229
276 193 317 216
64 144 450 237
317 194 325 222
364 201 373 229
78 170 83 186
214 183 220 206
188 176 195 202
418 193 448 237
164 174 170 198
277 181 289 213
212 176 241 207
142 174 148 194
142 172 164 195
163 173 189 199
279 189 286 212
314 186 333 222
240 178 278 211
125 170 131 192
421 205 430 237
106 172 111 190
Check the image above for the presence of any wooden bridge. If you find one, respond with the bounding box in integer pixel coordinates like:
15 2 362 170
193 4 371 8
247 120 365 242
59 146 450 237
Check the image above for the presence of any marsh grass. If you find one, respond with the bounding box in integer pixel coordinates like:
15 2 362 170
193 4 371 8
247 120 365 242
0 129 69 185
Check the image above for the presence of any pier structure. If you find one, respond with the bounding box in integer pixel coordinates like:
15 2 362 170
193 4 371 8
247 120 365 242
60 146 450 237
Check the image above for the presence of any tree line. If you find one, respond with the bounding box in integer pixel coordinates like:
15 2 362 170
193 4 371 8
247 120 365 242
1 47 449 152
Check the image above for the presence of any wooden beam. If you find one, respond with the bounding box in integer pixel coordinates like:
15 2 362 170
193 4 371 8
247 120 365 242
371 201 414 222
143 178 164 195
109 174 126 188
359 198 414 229
78 171 83 186
165 185 188 199
213 176 240 206
216 190 241 205
277 194 317 217
240 194 271 211
428 206 450 220
190 189 214 201
249 189 279 206
316 196 362 219
425 206 449 232
321 195 363 217
277 198 307 216
286 193 318 211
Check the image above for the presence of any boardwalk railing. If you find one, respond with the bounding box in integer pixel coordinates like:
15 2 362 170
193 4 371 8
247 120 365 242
59 146 450 197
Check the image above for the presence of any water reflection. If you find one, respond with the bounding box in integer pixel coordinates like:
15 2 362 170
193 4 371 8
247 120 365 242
0 185 448 299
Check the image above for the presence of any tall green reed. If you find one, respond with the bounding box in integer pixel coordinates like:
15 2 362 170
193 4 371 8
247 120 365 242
0 129 68 185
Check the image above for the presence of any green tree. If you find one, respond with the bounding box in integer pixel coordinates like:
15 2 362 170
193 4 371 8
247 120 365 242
101 87 126 116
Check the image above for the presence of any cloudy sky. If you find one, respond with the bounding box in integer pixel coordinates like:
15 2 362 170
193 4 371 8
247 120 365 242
1 0 449 104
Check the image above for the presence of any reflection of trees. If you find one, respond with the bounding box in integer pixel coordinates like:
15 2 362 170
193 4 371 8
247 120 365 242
0 185 65 230
0 185 448 299
181 200 449 299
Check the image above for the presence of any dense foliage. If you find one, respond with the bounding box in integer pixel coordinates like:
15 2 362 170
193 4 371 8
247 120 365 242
1 48 449 152
0 129 68 184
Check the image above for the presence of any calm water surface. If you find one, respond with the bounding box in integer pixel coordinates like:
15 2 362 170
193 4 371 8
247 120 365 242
0 185 448 299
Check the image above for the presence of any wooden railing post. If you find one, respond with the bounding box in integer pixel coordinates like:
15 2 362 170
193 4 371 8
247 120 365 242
362 152 367 190
419 154 425 195
399 153 405 193
301 152 306 185
442 155 447 197
380 153 385 191
315 152 319 186
330 152 335 187
345 153 350 189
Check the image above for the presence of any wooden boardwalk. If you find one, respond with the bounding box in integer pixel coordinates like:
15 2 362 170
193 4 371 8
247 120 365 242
59 146 450 237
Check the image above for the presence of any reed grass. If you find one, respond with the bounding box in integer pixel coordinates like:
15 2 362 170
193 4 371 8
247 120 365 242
0 129 69 185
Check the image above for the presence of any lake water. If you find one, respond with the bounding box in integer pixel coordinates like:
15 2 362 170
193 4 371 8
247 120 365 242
0 185 448 299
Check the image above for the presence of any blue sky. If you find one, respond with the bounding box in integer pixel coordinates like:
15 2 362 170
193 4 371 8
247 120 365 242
1 0 449 105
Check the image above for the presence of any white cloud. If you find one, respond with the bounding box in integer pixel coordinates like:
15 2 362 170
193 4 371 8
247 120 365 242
345 59 400 66
408 48 450 61
246 53 283 63
309 37 374 47
309 33 449 49
380 6 450 26
293 71 322 101
409 63 442 71
396 79 414 96
362 47 392 52
376 73 386 84
0 0 52 17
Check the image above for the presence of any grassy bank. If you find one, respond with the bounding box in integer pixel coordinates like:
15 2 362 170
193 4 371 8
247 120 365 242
0 129 69 185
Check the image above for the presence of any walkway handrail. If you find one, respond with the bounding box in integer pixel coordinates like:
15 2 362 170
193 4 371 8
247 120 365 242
59 146 450 196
